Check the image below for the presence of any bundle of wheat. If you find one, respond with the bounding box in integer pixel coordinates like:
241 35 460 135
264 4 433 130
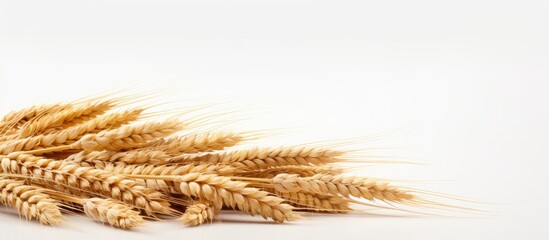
0 94 452 229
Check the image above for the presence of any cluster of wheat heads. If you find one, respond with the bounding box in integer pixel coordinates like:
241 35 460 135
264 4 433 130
0 94 451 230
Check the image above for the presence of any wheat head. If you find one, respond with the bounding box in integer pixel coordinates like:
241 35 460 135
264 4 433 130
0 178 64 225
82 197 144 229
1 153 171 216
179 202 214 226
273 174 414 202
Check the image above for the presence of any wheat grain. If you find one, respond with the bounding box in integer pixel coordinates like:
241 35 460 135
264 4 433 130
0 178 64 225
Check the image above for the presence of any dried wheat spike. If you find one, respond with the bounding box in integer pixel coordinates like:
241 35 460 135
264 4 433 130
275 191 350 212
0 103 68 134
179 202 214 226
18 99 115 138
273 174 414 202
67 148 170 165
104 163 236 176
103 163 236 190
75 119 183 151
157 132 243 154
171 172 296 223
0 178 64 225
100 149 170 164
82 198 144 229
1 153 171 216
169 146 344 170
0 110 144 154
239 165 343 178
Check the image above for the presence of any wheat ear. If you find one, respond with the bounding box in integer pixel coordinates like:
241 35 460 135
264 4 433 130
158 132 243 154
130 173 296 223
17 119 184 155
169 146 344 170
0 110 144 154
104 163 236 176
275 191 350 212
74 119 183 151
67 149 170 166
239 165 343 178
272 174 414 202
0 103 68 134
0 178 64 225
82 198 144 229
44 189 144 229
18 99 114 138
179 202 214 226
103 163 236 190
1 153 171 216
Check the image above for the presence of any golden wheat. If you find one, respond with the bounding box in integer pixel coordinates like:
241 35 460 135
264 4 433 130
82 197 144 229
0 103 68 134
0 92 454 229
238 165 343 178
0 109 144 154
146 172 297 223
68 148 170 166
157 132 243 154
275 191 350 212
169 146 344 171
75 119 183 151
179 202 214 226
0 178 64 225
273 174 414 202
18 99 115 138
1 153 171 216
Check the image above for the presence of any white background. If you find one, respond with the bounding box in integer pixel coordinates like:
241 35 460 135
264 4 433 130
1 0 548 239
